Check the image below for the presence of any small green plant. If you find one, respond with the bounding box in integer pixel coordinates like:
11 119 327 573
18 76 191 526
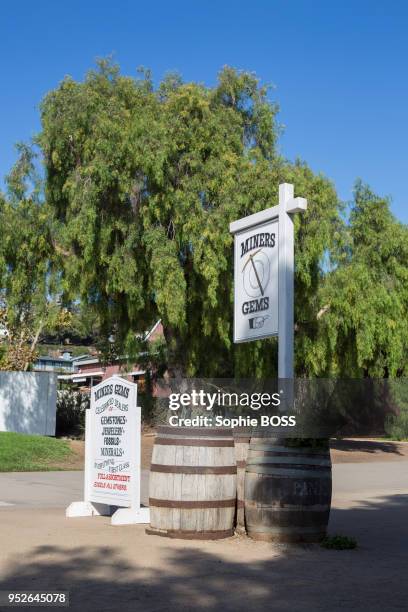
321 534 357 550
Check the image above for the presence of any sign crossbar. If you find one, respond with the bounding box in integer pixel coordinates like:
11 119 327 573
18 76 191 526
230 183 307 380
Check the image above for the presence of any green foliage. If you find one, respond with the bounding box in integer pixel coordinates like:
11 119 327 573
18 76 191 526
37 343 93 357
39 60 340 377
314 182 408 376
0 145 65 369
3 59 406 378
385 379 408 440
321 534 357 550
385 409 408 440
1 145 51 326
56 390 89 437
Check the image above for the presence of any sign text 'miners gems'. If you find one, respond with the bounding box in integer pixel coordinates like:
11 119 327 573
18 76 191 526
234 220 279 342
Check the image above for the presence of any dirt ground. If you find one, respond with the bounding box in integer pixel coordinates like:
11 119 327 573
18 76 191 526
62 435 408 471
330 438 408 463
0 497 407 612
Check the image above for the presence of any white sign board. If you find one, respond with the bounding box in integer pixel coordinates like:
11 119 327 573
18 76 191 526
88 378 137 506
233 220 279 342
66 376 149 525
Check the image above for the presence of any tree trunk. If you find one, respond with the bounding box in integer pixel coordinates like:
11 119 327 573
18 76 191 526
162 324 186 379
24 319 43 371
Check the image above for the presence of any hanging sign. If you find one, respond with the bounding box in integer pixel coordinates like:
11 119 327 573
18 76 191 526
233 219 279 342
230 184 307 370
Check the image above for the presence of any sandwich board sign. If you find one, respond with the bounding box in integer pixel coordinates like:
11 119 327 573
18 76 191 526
230 183 307 379
66 376 149 525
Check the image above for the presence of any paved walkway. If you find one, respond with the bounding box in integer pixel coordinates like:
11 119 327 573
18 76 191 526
0 462 407 508
0 469 150 508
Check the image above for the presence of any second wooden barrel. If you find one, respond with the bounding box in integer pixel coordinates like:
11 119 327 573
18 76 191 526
233 428 251 534
245 439 332 542
147 427 237 539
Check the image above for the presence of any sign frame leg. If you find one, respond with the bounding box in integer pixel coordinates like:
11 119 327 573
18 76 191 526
66 501 112 517
111 506 150 525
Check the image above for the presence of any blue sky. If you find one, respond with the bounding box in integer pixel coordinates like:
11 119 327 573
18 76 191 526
1 0 407 221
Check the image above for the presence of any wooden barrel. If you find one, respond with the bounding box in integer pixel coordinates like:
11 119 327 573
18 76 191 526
147 427 237 539
233 428 251 534
244 439 332 542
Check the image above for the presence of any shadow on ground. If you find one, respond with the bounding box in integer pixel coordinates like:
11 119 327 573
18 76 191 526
0 495 407 612
330 438 403 455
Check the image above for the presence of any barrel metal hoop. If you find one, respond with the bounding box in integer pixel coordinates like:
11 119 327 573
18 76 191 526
249 444 329 456
149 497 236 509
247 524 327 534
156 427 233 437
244 500 330 512
246 457 331 467
150 464 237 475
146 528 234 540
155 438 234 447
245 465 331 477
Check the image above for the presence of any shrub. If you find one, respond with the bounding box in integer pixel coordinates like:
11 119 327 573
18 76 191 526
385 407 408 441
321 534 357 550
56 390 89 437
385 380 408 441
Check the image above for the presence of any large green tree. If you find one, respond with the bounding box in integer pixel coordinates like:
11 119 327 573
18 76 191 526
313 182 408 377
0 145 69 370
38 61 340 377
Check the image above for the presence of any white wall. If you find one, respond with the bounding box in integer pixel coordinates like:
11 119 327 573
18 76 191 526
0 372 57 435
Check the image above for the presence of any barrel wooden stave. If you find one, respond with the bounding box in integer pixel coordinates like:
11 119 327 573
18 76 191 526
233 429 251 534
148 427 236 539
244 441 332 543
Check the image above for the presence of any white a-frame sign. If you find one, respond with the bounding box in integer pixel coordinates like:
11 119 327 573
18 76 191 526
230 183 307 379
66 376 149 525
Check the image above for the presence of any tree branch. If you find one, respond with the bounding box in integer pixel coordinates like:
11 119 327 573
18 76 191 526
317 305 330 320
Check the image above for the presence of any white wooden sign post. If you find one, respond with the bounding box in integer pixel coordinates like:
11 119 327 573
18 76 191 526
230 183 307 378
66 375 149 525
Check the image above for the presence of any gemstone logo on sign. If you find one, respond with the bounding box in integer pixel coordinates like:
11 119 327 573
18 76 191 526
234 220 279 342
